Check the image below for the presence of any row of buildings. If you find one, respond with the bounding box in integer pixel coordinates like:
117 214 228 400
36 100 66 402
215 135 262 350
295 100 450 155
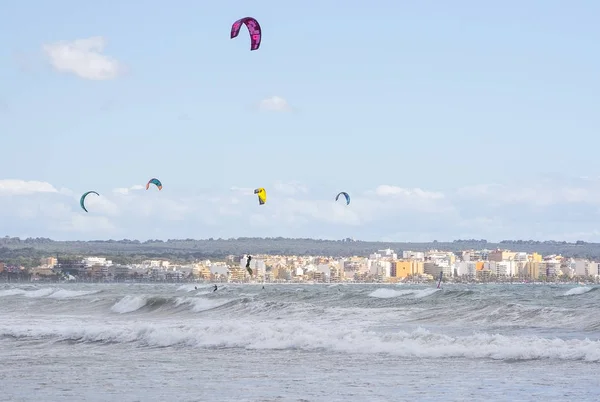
2 247 600 283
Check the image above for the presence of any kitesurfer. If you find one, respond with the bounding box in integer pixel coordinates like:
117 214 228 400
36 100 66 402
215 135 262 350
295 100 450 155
246 255 253 275
213 285 218 292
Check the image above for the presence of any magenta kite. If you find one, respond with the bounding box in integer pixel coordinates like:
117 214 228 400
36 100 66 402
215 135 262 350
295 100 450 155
230 17 262 51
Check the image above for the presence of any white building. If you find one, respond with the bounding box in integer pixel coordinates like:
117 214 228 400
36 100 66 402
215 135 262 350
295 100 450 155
488 261 517 276
402 251 425 261
369 260 391 277
426 251 454 270
544 259 562 277
142 260 169 268
82 257 112 267
588 262 599 276
571 259 587 276
210 264 228 276
370 249 397 260
316 264 331 276
454 261 477 277
569 259 599 277
514 252 528 262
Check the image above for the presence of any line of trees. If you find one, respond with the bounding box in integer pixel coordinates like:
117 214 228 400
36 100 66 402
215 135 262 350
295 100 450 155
2 236 600 265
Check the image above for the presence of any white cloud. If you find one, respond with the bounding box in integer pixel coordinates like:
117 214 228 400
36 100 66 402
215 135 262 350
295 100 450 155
81 193 119 216
373 185 445 199
230 186 255 195
113 185 144 195
60 215 117 233
43 36 123 80
113 188 129 195
455 181 600 206
262 197 362 226
3 177 600 241
273 180 308 195
259 96 291 112
58 187 74 196
0 180 58 195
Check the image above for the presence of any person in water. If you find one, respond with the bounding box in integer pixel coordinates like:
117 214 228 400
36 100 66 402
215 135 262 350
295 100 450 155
213 284 218 292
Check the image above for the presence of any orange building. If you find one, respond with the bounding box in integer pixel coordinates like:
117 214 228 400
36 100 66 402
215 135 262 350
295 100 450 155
391 260 424 278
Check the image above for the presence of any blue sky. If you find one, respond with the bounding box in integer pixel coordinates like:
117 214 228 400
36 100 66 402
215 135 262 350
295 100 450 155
1 0 599 242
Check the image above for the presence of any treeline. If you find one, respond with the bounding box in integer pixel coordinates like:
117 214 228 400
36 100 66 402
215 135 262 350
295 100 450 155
2 236 600 264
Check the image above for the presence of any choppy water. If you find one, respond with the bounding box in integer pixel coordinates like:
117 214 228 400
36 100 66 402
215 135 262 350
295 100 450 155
1 282 599 401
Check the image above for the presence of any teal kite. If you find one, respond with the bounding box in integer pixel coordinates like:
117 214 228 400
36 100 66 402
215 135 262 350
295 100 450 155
146 178 163 190
335 191 350 205
80 191 99 213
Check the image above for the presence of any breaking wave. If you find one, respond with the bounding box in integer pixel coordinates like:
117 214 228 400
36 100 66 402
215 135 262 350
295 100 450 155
1 319 599 362
563 286 595 296
369 288 440 299
0 287 101 299
1 283 600 362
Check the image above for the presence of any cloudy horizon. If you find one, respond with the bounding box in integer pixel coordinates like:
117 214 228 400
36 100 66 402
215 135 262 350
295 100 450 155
2 176 600 243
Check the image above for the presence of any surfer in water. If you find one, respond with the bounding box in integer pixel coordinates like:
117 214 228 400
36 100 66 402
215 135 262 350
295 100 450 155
213 285 218 292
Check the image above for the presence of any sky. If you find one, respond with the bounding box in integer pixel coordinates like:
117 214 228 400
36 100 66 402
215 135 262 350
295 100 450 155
1 0 599 242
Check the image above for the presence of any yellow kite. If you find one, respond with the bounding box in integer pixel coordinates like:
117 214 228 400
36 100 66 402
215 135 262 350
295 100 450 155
254 188 266 205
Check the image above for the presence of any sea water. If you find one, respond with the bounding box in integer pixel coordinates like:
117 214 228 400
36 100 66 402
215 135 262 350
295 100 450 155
1 283 599 401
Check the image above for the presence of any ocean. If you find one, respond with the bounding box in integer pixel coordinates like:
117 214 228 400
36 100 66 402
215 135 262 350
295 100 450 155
1 282 599 402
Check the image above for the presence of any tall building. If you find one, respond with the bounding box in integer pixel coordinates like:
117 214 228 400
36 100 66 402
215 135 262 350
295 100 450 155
488 249 516 262
55 256 85 276
391 260 424 278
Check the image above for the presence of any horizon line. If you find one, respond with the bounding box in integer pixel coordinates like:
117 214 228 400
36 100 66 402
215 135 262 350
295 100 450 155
1 236 598 245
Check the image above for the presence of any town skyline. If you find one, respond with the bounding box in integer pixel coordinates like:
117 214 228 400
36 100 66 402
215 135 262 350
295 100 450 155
3 245 599 285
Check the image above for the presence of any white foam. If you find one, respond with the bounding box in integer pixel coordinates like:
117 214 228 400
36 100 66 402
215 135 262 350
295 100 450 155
369 288 440 299
177 284 200 292
47 289 99 299
23 288 56 298
413 288 441 298
175 297 231 312
563 286 593 296
2 319 599 362
111 295 148 314
0 289 25 297
0 287 99 299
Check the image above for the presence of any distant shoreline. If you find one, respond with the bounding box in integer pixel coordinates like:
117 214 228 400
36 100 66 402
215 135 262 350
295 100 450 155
2 237 600 260
2 279 597 286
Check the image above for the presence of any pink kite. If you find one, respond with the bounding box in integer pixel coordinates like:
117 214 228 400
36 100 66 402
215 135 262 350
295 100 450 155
230 17 262 51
